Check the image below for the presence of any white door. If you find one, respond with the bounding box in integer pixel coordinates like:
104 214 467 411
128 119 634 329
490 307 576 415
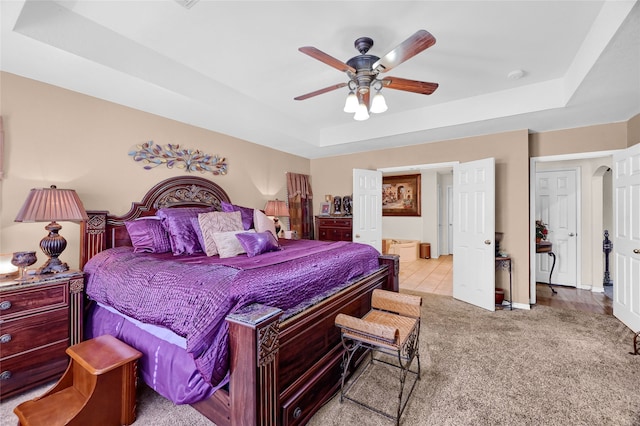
447 185 454 254
353 169 383 252
535 170 578 286
453 158 496 311
613 143 640 333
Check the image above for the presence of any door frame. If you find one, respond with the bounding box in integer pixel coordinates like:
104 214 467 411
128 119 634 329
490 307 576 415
378 161 458 259
529 149 618 304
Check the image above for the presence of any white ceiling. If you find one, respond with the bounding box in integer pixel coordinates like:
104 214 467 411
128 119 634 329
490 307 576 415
1 1 639 159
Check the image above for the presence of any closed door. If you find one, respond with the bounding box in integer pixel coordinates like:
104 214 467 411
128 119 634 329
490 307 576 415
535 170 578 287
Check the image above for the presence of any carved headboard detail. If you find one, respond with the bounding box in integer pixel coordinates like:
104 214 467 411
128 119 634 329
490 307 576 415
80 176 231 268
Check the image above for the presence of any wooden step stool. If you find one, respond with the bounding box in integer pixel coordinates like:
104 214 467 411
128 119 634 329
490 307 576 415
14 334 142 426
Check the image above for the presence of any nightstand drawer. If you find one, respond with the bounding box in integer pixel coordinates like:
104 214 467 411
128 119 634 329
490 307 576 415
0 283 68 319
0 340 69 397
0 308 69 358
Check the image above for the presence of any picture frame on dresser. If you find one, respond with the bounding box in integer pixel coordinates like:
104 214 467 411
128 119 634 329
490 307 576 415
320 202 330 215
382 174 421 217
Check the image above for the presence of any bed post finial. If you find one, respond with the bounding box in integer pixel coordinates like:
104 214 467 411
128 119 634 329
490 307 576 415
80 210 108 269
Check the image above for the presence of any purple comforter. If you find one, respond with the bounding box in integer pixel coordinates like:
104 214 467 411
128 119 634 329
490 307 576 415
84 239 380 394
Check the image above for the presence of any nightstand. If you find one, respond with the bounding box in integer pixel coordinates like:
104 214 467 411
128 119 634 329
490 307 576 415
0 271 84 400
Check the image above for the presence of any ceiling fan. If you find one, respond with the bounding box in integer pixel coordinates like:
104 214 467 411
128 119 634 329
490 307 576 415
294 30 439 120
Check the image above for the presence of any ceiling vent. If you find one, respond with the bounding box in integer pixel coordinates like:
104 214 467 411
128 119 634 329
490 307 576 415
174 0 199 9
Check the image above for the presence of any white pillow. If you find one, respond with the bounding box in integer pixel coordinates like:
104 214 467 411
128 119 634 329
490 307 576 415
253 209 277 240
213 229 256 258
198 211 244 256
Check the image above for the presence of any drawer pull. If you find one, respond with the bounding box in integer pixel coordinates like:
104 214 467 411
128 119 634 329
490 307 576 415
0 371 11 380
0 301 11 311
0 334 11 344
293 407 302 419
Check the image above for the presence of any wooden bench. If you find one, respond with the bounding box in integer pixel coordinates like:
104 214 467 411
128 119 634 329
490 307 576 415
14 335 142 426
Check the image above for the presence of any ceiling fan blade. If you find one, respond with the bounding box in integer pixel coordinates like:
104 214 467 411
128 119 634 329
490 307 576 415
299 47 356 74
294 82 348 101
373 30 436 73
381 77 439 95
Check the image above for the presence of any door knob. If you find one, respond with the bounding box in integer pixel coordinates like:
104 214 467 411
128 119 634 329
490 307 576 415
484 240 492 245
634 249 640 254
355 234 360 238
569 233 575 237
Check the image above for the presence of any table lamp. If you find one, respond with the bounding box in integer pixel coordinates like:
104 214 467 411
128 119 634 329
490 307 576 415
14 185 89 274
264 199 290 237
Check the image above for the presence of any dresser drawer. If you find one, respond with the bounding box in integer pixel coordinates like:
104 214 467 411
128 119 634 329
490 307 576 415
0 308 69 358
0 340 69 399
0 283 68 319
317 218 351 228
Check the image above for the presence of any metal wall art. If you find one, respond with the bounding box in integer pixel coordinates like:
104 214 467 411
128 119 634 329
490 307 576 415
129 141 227 176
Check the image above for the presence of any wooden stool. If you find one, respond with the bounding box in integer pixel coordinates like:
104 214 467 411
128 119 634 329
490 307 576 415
335 289 422 426
14 335 142 426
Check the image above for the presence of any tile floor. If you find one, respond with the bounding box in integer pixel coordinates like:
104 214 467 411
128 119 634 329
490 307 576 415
398 254 453 296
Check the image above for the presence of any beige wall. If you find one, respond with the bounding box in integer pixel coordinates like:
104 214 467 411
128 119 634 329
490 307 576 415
628 113 640 146
530 122 628 157
0 72 309 270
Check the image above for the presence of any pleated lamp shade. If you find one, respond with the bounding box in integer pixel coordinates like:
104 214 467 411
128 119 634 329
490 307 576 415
264 199 290 218
15 185 88 223
15 185 88 274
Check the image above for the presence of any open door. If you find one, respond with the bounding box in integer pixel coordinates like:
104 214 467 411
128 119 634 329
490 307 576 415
613 143 640 333
352 169 383 252
453 158 496 311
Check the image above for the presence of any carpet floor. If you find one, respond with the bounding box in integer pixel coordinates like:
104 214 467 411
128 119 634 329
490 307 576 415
2 292 638 426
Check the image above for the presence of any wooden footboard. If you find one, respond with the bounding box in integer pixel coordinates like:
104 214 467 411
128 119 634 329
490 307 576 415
191 256 398 426
79 176 399 426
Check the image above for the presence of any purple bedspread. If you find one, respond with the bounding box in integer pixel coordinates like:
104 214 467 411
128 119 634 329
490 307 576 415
84 239 380 400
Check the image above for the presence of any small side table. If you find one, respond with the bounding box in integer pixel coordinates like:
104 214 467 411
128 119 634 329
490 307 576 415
495 257 513 310
536 241 557 294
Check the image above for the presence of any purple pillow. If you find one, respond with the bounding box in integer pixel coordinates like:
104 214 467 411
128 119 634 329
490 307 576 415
235 231 281 258
124 217 172 253
157 207 214 255
221 202 254 230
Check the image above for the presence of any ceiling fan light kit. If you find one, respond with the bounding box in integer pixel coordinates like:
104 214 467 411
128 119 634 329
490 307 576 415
343 90 359 113
296 30 439 121
354 103 370 121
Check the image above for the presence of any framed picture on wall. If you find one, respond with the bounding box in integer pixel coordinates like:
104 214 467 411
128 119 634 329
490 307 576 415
382 174 421 216
320 202 330 215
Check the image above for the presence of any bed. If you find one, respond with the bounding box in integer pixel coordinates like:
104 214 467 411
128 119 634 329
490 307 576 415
79 176 399 426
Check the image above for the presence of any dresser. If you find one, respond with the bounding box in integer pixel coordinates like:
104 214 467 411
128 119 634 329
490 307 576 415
0 271 84 399
315 216 352 242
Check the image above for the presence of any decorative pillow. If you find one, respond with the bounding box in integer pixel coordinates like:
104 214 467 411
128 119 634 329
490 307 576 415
190 217 206 254
124 217 172 253
212 229 255 258
197 211 244 256
236 231 281 258
253 209 277 240
221 202 254 230
157 207 214 255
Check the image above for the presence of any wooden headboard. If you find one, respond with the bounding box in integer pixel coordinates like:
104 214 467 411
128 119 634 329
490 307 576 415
80 176 231 268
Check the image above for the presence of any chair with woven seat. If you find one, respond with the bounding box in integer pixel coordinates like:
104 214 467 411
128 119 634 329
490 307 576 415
335 289 422 425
